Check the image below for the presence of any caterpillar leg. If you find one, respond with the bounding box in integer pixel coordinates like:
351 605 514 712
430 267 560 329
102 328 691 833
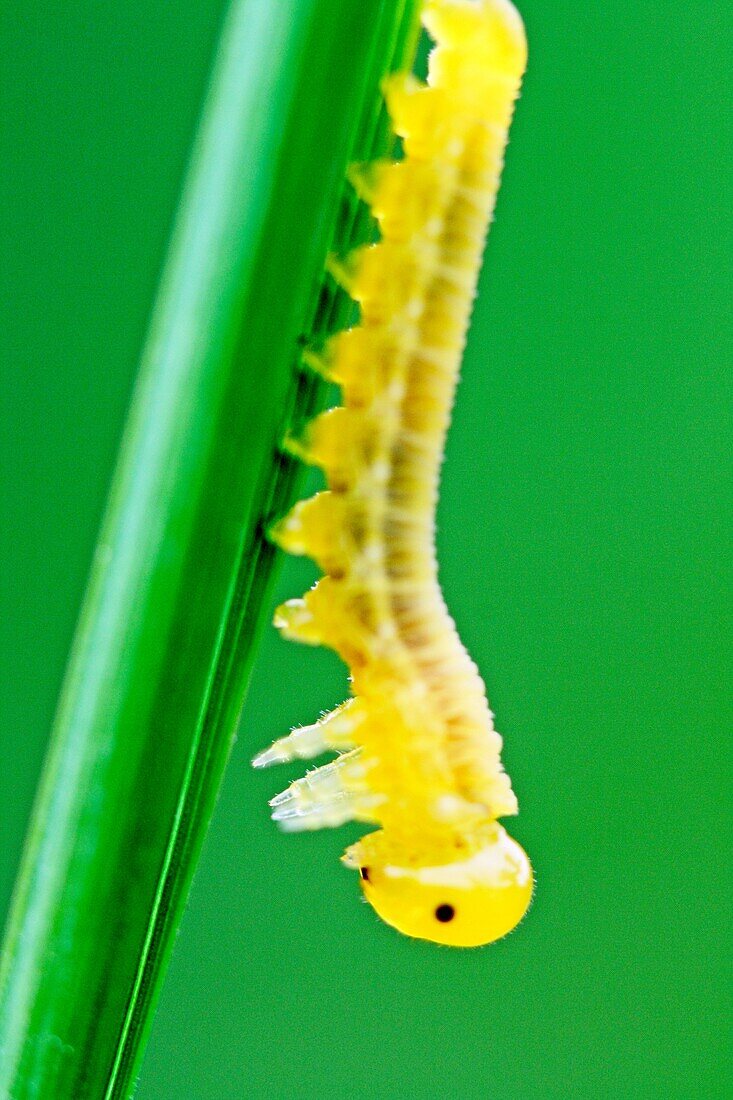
251 699 364 768
268 751 383 832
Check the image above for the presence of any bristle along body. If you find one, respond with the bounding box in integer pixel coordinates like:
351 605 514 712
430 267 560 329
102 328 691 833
255 0 532 947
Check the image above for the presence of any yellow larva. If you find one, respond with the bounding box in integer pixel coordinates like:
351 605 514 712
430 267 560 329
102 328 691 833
253 0 531 947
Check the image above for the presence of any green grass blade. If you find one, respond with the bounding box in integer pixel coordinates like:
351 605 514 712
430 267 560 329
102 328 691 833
0 1 420 1096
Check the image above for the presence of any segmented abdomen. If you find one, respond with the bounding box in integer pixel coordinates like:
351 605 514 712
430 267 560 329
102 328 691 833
255 0 526 845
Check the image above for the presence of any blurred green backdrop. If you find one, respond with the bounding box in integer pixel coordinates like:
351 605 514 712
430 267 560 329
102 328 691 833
1 1 730 1097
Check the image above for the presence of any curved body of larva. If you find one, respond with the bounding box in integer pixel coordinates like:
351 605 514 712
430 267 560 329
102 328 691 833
254 0 532 947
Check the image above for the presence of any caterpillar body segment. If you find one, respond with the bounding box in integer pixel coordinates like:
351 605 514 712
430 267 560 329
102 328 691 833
255 0 532 948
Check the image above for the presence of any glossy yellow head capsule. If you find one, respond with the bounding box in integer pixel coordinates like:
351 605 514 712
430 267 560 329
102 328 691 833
353 825 533 947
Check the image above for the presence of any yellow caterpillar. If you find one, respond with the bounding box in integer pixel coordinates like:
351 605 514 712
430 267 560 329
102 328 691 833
253 0 531 947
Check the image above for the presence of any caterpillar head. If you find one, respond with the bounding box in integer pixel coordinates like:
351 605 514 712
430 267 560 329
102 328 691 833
345 824 533 947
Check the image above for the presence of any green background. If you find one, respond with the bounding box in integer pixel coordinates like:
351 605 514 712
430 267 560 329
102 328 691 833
2 1 730 1097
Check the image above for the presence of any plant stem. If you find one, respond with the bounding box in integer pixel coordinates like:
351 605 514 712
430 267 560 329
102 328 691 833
0 1 420 1096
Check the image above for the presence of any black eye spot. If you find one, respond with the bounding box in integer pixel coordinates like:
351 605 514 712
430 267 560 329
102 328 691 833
435 903 455 923
359 867 370 882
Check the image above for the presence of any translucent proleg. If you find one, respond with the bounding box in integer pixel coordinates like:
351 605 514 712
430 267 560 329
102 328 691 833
268 751 383 831
252 699 363 768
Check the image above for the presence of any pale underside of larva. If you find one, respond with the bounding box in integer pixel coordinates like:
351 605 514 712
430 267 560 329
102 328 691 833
254 0 532 947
